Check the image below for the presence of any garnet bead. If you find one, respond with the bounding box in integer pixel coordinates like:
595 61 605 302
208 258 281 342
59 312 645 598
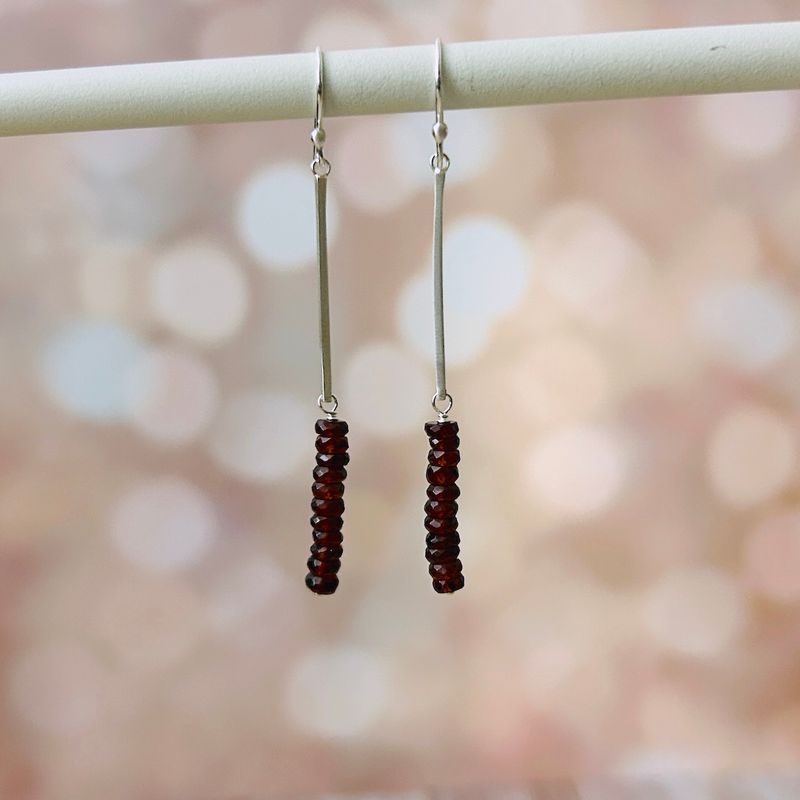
428 449 461 466
427 435 460 451
426 531 460 547
310 514 343 533
432 574 464 593
427 484 461 501
305 574 338 594
313 465 347 484
315 418 349 436
312 481 345 500
424 499 459 518
426 464 459 485
315 435 349 454
313 531 344 547
424 420 459 438
311 542 344 560
425 545 461 563
316 452 350 468
307 556 342 575
311 497 345 517
424 515 458 533
429 560 463 579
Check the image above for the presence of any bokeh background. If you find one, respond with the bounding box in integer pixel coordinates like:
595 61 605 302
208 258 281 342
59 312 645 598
2 1 800 798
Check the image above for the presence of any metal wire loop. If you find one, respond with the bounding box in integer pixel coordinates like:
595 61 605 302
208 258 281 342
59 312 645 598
318 393 339 416
311 156 331 177
431 392 453 419
430 152 450 173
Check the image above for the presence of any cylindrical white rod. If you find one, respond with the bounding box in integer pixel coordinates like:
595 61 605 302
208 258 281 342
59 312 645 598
2 22 800 137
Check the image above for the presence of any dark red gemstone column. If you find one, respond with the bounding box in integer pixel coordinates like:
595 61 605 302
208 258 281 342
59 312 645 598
424 420 464 593
306 418 349 594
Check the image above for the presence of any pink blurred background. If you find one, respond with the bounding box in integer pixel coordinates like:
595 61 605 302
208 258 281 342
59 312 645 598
3 1 800 798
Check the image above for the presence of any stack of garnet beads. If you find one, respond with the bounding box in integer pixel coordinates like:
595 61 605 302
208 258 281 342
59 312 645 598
306 418 349 595
424 419 464 593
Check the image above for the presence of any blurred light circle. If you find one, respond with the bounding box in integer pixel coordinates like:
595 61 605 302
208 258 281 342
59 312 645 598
67 128 170 177
285 646 389 738
150 239 248 345
337 118 419 214
531 201 649 322
707 405 796 508
109 476 217 572
299 8 390 50
525 425 627 519
208 390 310 482
78 245 134 319
41 319 145 421
9 641 106 736
513 335 610 425
127 345 218 445
745 509 800 603
396 271 493 367
696 91 798 158
445 215 530 319
237 161 339 271
95 576 205 672
643 567 745 657
693 279 797 373
388 109 500 189
208 558 296 645
343 342 428 437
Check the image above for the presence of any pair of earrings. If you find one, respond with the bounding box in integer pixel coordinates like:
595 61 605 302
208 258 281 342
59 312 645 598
304 41 464 596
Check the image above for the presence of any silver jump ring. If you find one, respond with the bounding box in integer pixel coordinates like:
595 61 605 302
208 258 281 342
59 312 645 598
431 392 453 418
311 156 331 177
318 393 339 416
430 152 450 173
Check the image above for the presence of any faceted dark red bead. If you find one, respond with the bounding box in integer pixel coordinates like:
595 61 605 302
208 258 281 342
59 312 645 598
426 531 460 547
429 560 463 579
428 449 461 466
313 529 344 545
313 465 347 484
311 497 344 517
427 483 461 501
425 545 461 563
315 418 349 436
316 452 350 468
307 556 342 575
426 464 459 485
427 435 460 452
311 542 344 560
432 574 465 593
311 514 343 533
424 516 458 533
424 499 459 518
312 481 344 500
425 420 459 438
316 435 349 454
306 573 339 594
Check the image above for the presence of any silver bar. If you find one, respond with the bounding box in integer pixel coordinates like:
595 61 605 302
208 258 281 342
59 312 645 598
432 167 447 402
315 173 333 404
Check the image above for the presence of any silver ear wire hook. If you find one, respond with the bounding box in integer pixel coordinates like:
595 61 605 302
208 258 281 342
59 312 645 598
431 38 450 174
311 47 331 178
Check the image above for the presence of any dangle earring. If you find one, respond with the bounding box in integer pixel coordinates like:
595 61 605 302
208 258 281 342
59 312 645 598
305 48 349 595
423 39 464 594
